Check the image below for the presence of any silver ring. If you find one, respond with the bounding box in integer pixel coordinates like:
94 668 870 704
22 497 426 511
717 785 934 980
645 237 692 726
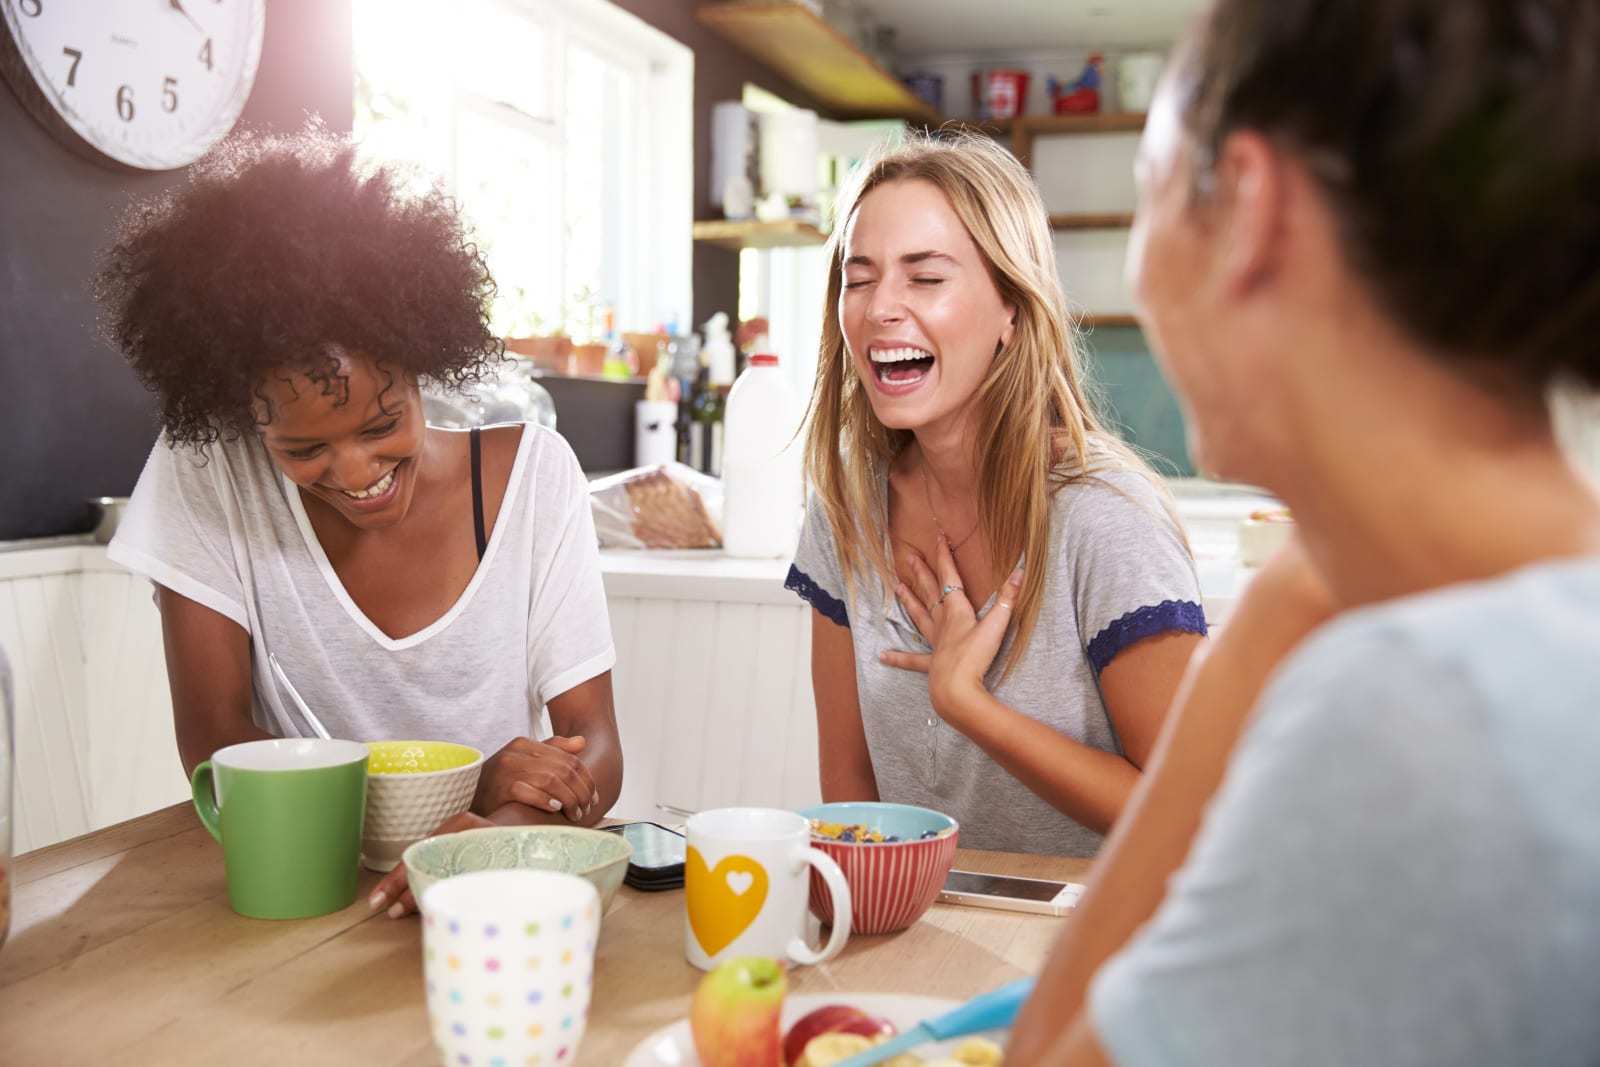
941 584 963 596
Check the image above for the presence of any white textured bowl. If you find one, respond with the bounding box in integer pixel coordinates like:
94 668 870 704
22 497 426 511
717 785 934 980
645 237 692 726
361 741 484 872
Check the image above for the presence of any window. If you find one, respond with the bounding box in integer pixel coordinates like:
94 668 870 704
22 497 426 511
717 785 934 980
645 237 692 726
353 0 692 343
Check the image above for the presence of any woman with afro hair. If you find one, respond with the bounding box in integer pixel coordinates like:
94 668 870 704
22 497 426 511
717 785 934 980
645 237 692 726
98 125 621 917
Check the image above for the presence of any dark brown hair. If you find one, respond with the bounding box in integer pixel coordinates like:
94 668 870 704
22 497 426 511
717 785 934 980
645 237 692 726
1171 0 1600 388
96 122 501 445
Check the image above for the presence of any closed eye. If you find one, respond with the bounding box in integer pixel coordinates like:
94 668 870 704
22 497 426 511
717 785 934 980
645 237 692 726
365 419 400 438
285 444 323 461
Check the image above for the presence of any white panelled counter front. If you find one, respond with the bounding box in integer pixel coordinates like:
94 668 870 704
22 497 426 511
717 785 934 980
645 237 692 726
0 485 1262 852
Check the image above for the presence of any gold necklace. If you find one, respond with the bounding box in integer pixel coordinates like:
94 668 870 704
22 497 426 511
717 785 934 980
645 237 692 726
920 464 980 552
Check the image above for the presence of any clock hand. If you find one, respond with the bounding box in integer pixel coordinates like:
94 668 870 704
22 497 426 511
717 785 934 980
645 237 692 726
168 0 203 33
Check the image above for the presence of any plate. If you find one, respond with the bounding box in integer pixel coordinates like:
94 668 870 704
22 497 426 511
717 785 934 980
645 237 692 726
622 991 1001 1066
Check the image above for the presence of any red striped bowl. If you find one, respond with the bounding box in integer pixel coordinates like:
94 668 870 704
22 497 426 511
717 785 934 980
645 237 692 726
799 802 960 935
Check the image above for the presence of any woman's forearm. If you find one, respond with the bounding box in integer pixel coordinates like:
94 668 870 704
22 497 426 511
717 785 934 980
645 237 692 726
944 691 1141 835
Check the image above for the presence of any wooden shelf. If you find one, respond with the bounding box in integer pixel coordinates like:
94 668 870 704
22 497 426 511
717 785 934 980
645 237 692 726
1012 111 1147 167
921 117 1013 137
1079 313 1141 329
695 1 940 124
1049 212 1135 231
1020 112 1148 135
692 218 828 251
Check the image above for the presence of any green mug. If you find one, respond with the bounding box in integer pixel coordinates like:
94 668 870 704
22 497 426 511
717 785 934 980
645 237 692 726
191 738 370 920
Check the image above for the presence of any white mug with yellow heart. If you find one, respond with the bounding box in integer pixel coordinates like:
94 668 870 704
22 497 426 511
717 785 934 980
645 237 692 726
684 807 853 970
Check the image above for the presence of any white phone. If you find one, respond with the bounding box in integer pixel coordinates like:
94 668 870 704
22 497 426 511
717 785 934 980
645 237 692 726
938 869 1087 916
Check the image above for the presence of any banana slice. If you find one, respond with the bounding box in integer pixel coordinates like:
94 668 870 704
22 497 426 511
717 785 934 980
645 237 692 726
796 1033 875 1067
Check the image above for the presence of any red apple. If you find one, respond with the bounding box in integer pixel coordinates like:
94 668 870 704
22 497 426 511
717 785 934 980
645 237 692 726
690 956 788 1067
782 1005 898 1066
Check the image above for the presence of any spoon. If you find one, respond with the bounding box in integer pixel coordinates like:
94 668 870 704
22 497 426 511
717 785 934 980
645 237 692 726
268 652 333 740
656 802 698 820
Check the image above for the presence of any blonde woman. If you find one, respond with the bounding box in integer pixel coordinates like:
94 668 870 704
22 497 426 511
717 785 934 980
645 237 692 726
785 134 1207 855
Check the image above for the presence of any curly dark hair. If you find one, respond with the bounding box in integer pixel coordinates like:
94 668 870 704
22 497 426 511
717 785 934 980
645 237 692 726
1173 0 1600 390
96 122 502 445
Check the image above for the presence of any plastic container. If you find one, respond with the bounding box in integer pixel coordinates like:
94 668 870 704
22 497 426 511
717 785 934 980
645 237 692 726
1116 52 1164 112
971 69 1031 119
721 353 804 559
635 399 679 468
904 71 944 112
1 644 12 951
703 312 736 387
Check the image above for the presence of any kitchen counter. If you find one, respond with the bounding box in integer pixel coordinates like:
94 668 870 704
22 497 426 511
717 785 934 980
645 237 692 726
0 477 1278 848
601 476 1281 624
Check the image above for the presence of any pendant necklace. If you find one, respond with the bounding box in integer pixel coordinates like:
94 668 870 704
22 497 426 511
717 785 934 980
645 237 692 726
920 464 981 553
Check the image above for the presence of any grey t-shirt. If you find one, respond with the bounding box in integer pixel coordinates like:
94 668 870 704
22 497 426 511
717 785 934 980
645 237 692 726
787 465 1206 856
1092 558 1600 1066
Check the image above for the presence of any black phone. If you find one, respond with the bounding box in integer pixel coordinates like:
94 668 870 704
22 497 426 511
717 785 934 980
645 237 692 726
602 821 687 891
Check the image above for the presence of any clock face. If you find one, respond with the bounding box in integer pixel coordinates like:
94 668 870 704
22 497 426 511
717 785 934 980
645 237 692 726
0 0 265 171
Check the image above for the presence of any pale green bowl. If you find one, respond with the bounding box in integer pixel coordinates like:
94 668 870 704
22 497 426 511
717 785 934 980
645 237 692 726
402 825 632 914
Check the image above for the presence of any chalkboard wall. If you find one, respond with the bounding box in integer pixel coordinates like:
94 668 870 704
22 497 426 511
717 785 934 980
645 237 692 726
0 0 354 541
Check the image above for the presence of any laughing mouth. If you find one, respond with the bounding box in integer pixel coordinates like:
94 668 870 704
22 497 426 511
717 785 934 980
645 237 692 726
870 346 936 384
337 466 396 500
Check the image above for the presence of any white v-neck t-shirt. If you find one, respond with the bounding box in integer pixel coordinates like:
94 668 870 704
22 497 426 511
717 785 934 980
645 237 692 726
108 423 615 756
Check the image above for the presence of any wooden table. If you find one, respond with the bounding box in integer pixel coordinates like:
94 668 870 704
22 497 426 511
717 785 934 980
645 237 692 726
0 804 1091 1065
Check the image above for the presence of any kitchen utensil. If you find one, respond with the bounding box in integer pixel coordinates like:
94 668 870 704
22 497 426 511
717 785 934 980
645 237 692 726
421 869 600 1067
656 801 698 820
798 801 959 934
190 738 370 919
684 807 852 970
971 69 1030 119
359 740 483 872
88 496 129 543
0 645 13 949
829 978 1036 1067
1116 52 1164 112
267 652 332 740
403 824 632 913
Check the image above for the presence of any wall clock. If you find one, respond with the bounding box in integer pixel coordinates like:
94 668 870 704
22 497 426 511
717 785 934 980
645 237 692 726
0 0 265 171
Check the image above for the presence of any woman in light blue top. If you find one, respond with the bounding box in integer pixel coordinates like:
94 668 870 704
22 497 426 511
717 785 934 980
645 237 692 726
1008 0 1600 1063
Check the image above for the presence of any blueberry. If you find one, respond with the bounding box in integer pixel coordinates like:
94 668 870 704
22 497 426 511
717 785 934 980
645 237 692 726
885 835 902 843
840 829 856 842
920 829 939 839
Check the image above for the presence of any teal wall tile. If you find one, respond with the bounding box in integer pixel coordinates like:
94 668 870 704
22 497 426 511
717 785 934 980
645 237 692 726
1079 326 1193 475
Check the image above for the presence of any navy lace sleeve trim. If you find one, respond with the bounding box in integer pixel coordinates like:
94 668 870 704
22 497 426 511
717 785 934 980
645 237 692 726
785 564 850 629
1086 599 1207 674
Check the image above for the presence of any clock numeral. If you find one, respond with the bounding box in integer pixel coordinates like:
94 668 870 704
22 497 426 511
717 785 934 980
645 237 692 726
116 85 135 123
198 38 213 72
62 47 82 88
163 77 179 113
20 0 42 17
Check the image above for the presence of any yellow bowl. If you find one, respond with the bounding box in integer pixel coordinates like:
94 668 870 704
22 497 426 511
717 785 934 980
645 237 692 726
366 740 482 774
361 741 484 872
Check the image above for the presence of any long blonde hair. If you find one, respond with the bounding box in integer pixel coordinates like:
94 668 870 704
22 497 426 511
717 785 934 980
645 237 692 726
802 131 1172 672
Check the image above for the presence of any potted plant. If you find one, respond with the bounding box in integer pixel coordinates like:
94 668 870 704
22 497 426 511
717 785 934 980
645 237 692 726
498 286 571 373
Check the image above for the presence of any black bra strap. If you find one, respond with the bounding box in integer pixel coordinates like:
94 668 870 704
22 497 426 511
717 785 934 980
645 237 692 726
470 427 487 560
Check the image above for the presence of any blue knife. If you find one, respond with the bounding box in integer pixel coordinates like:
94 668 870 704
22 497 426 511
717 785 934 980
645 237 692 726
828 977 1036 1067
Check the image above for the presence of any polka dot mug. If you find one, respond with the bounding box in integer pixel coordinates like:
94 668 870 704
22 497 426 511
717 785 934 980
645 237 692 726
421 869 600 1067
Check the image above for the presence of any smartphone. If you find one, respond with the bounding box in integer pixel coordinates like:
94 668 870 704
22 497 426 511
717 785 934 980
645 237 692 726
602 821 687 891
938 869 1086 916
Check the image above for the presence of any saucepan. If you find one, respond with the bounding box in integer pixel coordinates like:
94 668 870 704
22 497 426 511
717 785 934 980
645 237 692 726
88 497 129 544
